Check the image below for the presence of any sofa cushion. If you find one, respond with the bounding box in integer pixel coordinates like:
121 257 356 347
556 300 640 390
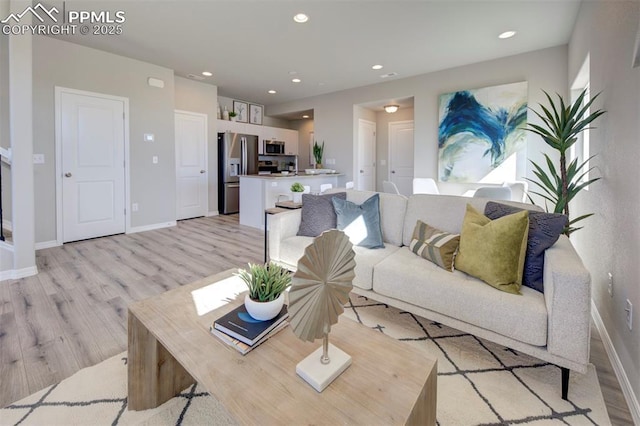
297 192 346 237
409 220 459 271
455 204 529 294
346 190 407 247
373 247 548 346
333 194 384 249
484 202 568 293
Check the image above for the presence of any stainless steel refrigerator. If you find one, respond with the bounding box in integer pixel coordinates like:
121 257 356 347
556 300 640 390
218 132 258 214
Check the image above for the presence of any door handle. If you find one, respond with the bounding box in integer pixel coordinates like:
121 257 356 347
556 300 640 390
200 170 206 174
391 170 396 174
360 170 364 173
228 183 240 188
65 172 72 177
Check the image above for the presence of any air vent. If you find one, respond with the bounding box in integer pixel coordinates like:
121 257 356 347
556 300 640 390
187 74 205 81
380 72 398 79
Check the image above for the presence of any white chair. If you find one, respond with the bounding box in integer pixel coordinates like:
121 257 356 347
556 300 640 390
303 185 311 194
319 183 333 193
412 178 440 195
345 181 354 189
382 180 401 195
502 181 529 203
473 186 512 201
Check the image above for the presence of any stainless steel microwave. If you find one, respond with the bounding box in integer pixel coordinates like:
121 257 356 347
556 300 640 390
263 140 285 155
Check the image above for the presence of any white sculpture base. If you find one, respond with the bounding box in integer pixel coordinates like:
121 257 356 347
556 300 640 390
296 343 351 392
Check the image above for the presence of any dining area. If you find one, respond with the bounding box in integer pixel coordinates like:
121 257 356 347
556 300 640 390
382 178 529 203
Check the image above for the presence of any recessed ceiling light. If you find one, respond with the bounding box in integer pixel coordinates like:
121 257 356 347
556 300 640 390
268 90 277 94
372 64 383 70
292 78 301 83
498 30 516 39
201 71 213 77
293 13 309 23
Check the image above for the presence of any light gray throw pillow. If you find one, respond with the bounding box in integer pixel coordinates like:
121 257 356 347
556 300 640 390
296 192 346 237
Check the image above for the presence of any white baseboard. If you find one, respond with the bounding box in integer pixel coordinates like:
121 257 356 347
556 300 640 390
0 265 38 282
591 300 640 424
206 211 219 217
35 240 60 250
127 221 176 234
2 219 12 231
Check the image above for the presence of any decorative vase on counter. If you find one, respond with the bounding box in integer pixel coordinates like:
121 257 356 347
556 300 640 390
222 106 229 121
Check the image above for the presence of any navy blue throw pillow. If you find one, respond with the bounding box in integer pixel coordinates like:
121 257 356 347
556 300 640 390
484 202 567 293
332 194 385 249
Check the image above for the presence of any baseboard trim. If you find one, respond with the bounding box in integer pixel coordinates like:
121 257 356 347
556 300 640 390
0 265 38 282
591 300 640 424
206 211 219 217
35 240 60 250
127 221 176 234
2 219 12 231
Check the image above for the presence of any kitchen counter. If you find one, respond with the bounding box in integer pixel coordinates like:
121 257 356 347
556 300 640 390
239 173 345 229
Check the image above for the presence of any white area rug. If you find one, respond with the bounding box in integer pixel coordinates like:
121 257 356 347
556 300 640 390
1 295 610 425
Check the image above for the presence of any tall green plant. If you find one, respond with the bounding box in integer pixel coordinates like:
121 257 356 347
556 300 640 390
313 140 324 165
526 90 605 235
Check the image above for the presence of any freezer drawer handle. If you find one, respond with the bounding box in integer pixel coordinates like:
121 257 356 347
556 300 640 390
228 183 240 188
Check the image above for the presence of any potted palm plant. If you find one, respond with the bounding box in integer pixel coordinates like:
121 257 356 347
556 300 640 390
526 89 605 235
313 140 324 169
237 262 291 320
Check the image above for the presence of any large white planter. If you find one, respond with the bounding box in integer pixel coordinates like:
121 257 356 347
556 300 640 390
292 192 303 203
244 293 285 321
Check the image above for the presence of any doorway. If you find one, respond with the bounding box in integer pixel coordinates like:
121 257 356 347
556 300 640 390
55 87 129 244
175 110 208 220
388 120 414 196
356 119 376 191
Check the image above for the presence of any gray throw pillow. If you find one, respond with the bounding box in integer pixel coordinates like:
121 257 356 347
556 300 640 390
484 201 568 293
332 194 385 249
296 192 346 237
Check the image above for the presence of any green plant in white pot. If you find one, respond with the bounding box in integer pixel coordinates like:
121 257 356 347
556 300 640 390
290 182 305 203
237 263 291 320
526 89 605 235
313 140 324 168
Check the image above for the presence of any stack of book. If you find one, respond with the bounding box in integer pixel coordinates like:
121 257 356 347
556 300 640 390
211 304 288 355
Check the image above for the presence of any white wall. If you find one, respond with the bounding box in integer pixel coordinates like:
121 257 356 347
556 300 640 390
268 46 568 198
32 36 176 242
568 0 640 416
0 10 10 227
174 76 219 215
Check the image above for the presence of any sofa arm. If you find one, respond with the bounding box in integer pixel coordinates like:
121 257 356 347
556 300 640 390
267 209 302 263
543 235 591 370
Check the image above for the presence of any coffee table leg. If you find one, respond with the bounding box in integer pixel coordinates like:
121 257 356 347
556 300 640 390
128 310 195 410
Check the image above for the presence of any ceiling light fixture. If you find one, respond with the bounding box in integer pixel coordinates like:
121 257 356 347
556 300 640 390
292 78 301 83
201 71 213 77
498 30 517 39
268 90 277 94
372 64 383 70
384 105 399 114
293 13 309 23
302 115 309 119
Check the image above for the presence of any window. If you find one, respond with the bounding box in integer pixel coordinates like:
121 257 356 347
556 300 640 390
571 55 591 189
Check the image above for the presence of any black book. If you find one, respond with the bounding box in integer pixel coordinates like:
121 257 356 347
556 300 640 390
213 304 288 346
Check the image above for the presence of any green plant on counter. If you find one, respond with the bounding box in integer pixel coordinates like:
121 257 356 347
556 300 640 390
236 263 292 302
313 140 325 165
526 89 605 236
290 182 305 192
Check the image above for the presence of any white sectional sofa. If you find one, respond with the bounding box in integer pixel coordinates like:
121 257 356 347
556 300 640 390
268 190 591 399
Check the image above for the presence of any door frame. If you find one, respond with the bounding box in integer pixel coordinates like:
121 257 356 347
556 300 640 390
174 109 208 220
387 119 414 181
54 86 131 246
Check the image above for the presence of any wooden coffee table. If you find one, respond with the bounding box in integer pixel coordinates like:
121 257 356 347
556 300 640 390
128 270 437 425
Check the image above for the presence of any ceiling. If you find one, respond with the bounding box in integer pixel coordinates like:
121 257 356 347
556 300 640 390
46 1 581 108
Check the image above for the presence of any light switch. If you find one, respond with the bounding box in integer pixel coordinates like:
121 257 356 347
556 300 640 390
380 159 386 166
152 156 158 164
33 154 45 164
144 133 154 142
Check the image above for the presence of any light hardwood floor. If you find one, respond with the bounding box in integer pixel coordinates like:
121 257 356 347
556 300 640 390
0 215 634 424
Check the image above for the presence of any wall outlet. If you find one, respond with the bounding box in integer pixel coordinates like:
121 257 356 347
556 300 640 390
625 299 633 331
607 272 613 297
132 203 139 212
33 154 45 164
152 156 158 164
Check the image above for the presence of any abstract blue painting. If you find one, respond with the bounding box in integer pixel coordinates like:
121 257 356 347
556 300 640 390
438 82 528 183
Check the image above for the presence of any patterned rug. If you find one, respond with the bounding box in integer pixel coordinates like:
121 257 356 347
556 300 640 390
1 295 610 425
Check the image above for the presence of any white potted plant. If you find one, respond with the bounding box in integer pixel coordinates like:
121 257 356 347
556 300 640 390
290 182 305 203
237 263 291 321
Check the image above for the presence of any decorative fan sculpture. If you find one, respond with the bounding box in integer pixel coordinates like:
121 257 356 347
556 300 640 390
288 229 356 392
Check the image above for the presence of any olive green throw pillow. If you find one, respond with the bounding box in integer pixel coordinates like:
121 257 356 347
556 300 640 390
455 204 529 294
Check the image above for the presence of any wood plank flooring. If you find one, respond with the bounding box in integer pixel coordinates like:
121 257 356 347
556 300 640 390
0 215 634 424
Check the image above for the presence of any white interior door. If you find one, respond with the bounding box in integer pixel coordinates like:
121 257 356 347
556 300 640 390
389 121 414 196
357 119 376 191
60 91 125 243
175 111 208 220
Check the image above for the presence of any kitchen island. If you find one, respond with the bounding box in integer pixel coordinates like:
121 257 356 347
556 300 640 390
239 173 344 229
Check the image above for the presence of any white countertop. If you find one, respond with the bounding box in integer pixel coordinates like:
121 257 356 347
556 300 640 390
242 173 343 179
